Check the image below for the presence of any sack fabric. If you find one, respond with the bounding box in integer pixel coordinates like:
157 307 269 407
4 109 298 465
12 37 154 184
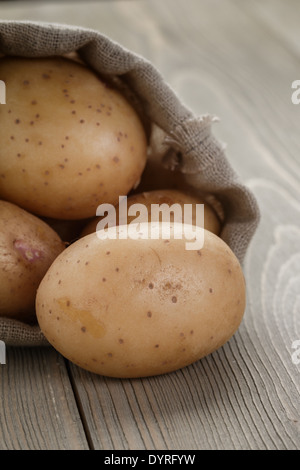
0 20 260 346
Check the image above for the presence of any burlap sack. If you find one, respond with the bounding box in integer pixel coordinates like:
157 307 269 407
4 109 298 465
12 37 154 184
0 20 260 346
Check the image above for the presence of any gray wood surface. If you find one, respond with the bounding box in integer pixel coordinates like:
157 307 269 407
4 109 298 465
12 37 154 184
0 0 299 450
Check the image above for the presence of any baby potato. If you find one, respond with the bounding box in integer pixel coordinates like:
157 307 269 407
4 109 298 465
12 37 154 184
0 200 65 322
80 189 222 237
36 224 245 378
0 56 147 219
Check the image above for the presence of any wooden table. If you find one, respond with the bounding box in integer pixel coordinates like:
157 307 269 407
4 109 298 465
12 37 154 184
0 0 299 450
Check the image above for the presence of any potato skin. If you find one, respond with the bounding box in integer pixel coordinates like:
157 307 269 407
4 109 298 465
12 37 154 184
80 189 222 237
0 56 147 219
0 200 65 322
36 225 245 378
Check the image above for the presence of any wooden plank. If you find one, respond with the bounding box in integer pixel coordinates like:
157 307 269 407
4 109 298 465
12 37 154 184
234 0 300 59
68 327 299 450
0 347 89 450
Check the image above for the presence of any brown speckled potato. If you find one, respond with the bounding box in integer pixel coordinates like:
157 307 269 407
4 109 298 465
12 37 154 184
80 189 222 237
36 224 245 378
0 200 65 322
0 56 147 219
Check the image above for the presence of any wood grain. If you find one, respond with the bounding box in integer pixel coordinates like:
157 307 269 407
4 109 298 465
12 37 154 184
0 347 88 450
0 0 299 450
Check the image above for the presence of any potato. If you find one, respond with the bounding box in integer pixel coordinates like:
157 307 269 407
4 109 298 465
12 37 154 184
0 56 147 219
0 200 65 322
80 189 222 237
36 224 245 378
